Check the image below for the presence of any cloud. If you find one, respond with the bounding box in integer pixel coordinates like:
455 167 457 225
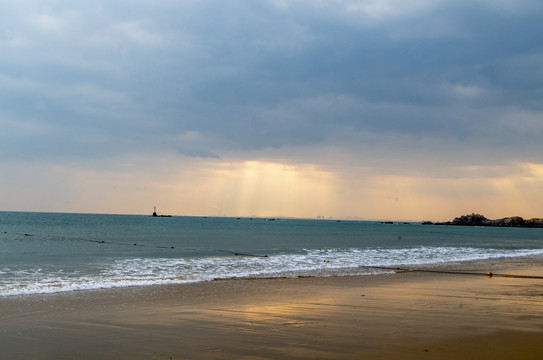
1 0 542 218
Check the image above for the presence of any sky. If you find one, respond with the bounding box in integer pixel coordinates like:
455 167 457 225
1 0 542 221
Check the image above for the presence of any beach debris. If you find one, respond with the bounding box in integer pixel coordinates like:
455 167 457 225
214 276 287 281
360 266 543 279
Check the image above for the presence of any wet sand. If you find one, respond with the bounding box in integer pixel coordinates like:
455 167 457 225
1 266 543 359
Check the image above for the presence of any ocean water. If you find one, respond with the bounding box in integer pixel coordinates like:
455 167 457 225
1 211 542 296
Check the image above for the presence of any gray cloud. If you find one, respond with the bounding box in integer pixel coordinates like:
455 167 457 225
1 0 542 169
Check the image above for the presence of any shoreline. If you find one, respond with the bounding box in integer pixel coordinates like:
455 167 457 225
2 259 543 359
4 253 543 298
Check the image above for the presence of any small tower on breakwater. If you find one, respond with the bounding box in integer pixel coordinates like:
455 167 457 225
152 206 172 217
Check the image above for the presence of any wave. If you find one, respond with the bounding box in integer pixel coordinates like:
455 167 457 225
2 246 543 296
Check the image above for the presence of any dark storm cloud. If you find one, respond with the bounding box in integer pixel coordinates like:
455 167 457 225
1 0 542 164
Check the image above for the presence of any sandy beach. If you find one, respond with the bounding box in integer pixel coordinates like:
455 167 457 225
2 263 543 359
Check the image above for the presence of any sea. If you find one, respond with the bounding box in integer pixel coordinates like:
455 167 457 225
1 211 542 297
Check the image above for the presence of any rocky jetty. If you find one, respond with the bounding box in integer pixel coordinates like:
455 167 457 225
423 213 543 228
152 206 172 217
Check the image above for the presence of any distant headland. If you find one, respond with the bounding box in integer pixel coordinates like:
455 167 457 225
423 213 543 228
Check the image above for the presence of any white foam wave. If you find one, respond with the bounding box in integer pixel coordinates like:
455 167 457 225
2 247 543 296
